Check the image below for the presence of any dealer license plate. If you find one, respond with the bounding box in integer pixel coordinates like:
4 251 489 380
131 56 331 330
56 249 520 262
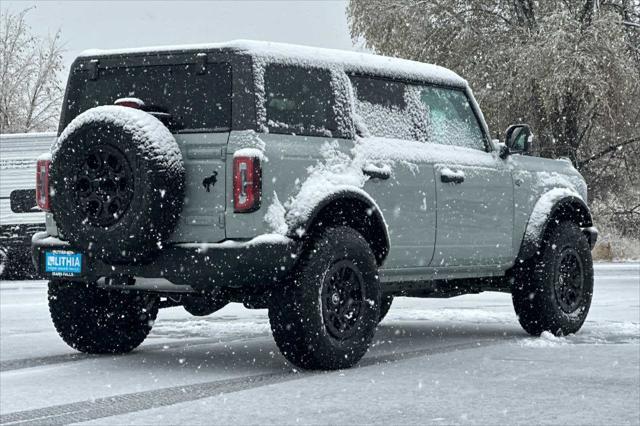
45 250 82 276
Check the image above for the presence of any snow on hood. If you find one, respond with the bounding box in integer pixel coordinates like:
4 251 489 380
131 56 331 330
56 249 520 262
79 40 466 89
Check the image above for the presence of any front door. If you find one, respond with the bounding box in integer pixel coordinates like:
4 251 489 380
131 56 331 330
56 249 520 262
417 85 514 267
432 159 513 266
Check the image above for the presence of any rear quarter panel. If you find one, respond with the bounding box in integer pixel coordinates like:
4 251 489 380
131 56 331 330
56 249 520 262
225 131 350 239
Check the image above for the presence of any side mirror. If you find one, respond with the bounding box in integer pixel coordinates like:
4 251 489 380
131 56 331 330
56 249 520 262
10 189 38 213
504 124 533 156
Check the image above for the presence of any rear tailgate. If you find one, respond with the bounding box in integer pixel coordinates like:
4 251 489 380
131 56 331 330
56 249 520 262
63 54 233 243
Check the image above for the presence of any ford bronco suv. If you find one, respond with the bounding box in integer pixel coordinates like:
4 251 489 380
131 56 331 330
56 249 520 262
32 41 597 370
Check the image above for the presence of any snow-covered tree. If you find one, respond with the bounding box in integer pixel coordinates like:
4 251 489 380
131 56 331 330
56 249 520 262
0 7 64 133
348 0 640 237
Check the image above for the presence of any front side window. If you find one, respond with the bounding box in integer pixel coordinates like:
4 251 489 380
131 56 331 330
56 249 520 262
264 65 335 137
419 87 486 151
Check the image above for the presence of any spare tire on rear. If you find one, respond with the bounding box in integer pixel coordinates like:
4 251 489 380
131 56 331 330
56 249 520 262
51 105 185 264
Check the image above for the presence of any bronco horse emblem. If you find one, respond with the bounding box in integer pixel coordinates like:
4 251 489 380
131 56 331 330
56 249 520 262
202 171 218 192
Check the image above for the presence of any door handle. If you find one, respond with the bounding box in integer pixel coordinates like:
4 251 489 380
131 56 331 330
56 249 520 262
363 165 391 180
440 168 465 184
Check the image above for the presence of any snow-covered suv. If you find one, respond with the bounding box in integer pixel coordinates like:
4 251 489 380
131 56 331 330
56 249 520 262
32 40 597 370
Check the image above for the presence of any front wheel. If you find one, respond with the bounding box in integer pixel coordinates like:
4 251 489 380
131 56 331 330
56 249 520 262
49 280 158 354
378 295 393 322
269 227 381 370
512 221 593 336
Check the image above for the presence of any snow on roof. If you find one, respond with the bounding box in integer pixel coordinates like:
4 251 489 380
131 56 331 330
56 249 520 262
79 40 467 88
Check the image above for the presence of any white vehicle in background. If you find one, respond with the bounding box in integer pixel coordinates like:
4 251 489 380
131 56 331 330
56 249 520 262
0 132 55 279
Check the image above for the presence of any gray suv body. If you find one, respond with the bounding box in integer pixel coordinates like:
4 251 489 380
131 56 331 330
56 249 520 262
32 41 597 370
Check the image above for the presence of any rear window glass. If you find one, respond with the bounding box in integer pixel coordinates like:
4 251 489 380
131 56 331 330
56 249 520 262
64 62 232 132
264 65 335 137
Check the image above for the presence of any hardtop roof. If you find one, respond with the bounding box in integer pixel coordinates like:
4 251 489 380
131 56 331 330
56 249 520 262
79 40 467 89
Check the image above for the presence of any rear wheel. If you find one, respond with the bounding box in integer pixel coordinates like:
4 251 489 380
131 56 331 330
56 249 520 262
512 221 593 336
49 280 158 354
269 227 381 370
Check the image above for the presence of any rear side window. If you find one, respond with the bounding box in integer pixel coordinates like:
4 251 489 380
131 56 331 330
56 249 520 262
419 87 485 151
349 76 428 141
264 65 335 137
65 62 232 132
350 76 405 109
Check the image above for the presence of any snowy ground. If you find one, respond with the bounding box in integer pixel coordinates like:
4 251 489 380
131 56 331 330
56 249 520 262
1 263 638 425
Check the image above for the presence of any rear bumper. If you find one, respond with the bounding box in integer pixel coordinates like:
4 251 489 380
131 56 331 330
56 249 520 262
31 232 300 290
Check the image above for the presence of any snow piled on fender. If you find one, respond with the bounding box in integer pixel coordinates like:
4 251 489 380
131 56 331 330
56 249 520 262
282 142 372 236
264 193 287 235
53 105 183 177
524 187 583 243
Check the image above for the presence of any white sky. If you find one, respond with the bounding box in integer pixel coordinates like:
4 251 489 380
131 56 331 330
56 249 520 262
4 0 356 76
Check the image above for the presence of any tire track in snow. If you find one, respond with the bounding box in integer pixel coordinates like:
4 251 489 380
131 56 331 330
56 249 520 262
0 334 268 372
0 338 507 426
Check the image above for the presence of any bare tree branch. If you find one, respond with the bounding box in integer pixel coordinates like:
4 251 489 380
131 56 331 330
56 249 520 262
579 136 640 167
0 7 63 133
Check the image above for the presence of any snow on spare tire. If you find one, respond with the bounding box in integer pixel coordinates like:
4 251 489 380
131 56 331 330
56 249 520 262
51 105 185 263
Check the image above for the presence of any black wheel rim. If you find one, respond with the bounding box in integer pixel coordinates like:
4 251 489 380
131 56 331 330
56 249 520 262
74 145 134 227
554 248 585 313
322 259 366 340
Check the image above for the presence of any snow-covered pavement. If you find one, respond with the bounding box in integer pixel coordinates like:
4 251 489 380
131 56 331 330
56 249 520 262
1 263 638 425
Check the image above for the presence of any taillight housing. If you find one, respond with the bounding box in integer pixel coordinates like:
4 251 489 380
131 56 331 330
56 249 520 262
36 158 51 211
233 156 262 213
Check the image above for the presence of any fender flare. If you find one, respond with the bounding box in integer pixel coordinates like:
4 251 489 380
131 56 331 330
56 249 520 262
518 189 593 261
288 189 390 265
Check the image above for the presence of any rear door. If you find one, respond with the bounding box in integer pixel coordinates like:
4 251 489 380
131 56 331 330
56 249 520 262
420 86 514 267
350 76 437 270
64 56 233 243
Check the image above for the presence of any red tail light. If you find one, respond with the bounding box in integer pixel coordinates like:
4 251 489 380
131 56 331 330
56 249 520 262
36 159 51 211
233 156 262 213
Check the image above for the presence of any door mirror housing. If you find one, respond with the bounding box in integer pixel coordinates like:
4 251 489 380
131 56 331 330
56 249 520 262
504 124 533 155
498 143 511 160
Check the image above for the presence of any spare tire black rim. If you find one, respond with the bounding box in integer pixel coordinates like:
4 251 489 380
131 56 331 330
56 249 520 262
322 259 366 340
554 248 585 314
75 144 134 227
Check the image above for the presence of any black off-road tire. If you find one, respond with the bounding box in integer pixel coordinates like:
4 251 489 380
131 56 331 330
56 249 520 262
51 106 185 264
512 221 593 336
48 280 158 354
378 295 393 322
269 227 381 370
